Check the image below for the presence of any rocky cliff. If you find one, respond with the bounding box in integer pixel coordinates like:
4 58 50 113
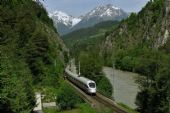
103 0 170 54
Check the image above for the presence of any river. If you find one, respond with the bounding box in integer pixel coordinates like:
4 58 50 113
103 67 140 109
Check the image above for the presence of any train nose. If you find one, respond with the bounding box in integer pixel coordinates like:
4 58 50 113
88 88 96 93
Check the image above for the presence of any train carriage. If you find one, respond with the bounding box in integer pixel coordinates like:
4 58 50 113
65 68 96 94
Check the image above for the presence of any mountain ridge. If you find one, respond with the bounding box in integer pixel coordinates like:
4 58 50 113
100 1 170 112
50 4 128 35
0 1 68 112
50 10 81 27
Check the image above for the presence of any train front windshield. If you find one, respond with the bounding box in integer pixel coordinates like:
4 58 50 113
89 83 95 88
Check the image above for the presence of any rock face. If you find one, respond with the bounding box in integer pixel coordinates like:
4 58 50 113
103 0 170 53
165 0 170 17
165 0 170 32
50 11 81 35
156 0 170 48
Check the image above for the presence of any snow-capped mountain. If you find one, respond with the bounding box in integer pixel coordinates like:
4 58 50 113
71 4 128 31
50 4 128 35
85 4 122 19
50 11 81 27
50 11 81 35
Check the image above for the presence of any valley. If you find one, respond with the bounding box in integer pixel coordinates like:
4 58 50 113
0 0 170 113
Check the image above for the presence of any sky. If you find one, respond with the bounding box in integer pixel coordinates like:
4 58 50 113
40 0 149 17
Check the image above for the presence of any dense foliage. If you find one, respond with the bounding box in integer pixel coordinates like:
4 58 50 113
0 52 35 113
103 0 170 112
63 21 117 98
56 82 83 110
62 21 119 56
97 76 112 97
77 52 112 97
114 47 170 113
78 52 102 79
0 0 67 112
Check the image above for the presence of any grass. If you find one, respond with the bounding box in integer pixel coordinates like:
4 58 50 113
43 103 115 113
78 103 96 113
44 108 81 113
118 103 139 113
43 103 92 113
43 108 59 113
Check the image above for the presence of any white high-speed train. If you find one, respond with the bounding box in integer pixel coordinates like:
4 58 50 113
65 68 96 94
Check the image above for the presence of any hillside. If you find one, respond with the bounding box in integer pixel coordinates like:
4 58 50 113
102 0 170 113
0 1 68 112
62 21 118 100
103 0 170 68
62 21 119 56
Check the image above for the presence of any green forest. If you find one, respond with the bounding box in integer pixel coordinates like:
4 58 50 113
101 0 170 113
0 1 114 113
0 0 68 112
64 0 170 113
0 0 170 113
62 21 119 56
62 21 120 98
63 21 119 98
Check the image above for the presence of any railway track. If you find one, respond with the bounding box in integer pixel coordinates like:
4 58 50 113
94 93 128 113
67 80 128 113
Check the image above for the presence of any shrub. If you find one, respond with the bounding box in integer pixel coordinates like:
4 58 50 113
97 76 112 97
79 103 96 113
56 82 83 110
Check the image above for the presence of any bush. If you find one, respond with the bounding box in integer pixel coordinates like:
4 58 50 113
79 103 96 113
97 76 112 97
78 52 103 80
0 1 65 112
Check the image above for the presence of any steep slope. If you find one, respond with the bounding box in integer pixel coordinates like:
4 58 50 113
103 0 170 54
62 21 119 56
50 11 81 35
101 0 170 113
0 0 68 112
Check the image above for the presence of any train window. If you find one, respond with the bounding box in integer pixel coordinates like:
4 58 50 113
89 83 95 88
